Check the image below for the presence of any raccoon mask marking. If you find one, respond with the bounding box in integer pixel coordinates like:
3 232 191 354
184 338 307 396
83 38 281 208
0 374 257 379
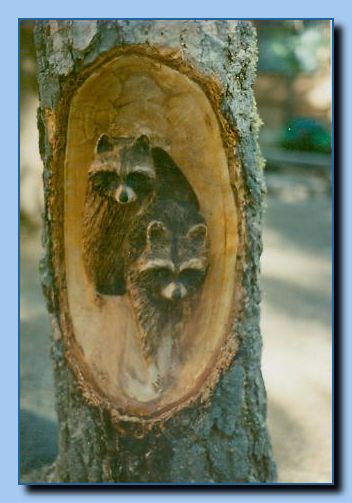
89 134 156 207
126 200 209 362
140 219 208 302
82 134 157 296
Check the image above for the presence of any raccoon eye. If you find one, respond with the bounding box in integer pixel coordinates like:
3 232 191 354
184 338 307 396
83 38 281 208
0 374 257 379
90 171 119 193
179 269 204 285
154 267 173 281
127 172 153 194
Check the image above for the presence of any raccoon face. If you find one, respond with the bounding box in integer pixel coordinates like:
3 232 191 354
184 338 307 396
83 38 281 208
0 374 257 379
138 220 208 302
89 134 156 205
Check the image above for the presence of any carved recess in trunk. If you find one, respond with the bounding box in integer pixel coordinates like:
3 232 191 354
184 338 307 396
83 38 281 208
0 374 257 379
64 52 239 422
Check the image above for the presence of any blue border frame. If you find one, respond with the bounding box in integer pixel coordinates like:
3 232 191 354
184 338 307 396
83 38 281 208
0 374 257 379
331 17 335 488
19 17 332 20
18 18 21 489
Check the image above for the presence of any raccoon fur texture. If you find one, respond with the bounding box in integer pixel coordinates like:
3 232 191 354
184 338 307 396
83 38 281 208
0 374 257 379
126 199 209 361
82 134 198 295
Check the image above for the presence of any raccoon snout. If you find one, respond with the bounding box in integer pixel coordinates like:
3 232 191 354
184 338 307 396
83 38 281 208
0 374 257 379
115 185 137 204
161 282 187 301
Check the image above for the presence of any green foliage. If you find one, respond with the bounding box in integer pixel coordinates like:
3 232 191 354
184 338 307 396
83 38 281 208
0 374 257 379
281 117 331 153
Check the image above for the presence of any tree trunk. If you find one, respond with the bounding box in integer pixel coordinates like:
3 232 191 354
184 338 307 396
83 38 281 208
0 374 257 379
32 19 276 483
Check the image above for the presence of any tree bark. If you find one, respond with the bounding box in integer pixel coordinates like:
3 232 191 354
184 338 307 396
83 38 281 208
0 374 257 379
32 19 276 483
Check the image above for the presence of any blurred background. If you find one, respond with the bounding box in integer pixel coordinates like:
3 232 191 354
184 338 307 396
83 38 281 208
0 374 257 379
20 20 332 482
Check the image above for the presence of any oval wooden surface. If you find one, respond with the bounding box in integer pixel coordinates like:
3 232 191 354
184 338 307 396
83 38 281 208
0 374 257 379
64 53 238 419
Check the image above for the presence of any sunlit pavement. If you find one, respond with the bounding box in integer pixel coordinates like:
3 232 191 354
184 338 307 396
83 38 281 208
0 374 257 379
262 179 332 483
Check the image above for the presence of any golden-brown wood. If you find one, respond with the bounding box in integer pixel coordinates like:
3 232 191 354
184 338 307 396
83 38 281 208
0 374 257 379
63 52 239 420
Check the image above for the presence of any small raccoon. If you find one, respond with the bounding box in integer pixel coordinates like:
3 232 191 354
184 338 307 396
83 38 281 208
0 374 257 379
126 200 209 362
82 134 198 295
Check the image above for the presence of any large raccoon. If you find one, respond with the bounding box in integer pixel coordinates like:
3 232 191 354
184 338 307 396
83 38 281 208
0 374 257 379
82 134 198 295
126 199 209 367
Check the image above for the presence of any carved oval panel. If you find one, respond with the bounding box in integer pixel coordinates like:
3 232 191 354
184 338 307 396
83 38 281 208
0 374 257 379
64 52 239 423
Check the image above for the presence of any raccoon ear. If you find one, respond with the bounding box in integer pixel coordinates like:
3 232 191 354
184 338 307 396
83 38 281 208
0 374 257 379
96 134 114 154
147 221 168 246
135 135 150 153
186 223 208 244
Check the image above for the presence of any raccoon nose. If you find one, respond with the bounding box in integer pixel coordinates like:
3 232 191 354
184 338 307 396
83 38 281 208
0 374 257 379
173 289 182 301
161 282 187 301
172 284 187 300
115 185 136 204
118 190 129 204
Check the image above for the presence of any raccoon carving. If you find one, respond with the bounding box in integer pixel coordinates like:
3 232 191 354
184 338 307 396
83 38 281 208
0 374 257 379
82 134 198 295
126 200 209 364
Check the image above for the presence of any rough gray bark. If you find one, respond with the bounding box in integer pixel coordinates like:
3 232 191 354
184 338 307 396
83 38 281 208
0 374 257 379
33 19 276 483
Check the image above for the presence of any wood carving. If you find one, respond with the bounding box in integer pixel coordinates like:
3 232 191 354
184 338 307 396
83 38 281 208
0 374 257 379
82 131 209 391
63 52 239 420
82 134 155 295
126 199 209 390
82 134 199 296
